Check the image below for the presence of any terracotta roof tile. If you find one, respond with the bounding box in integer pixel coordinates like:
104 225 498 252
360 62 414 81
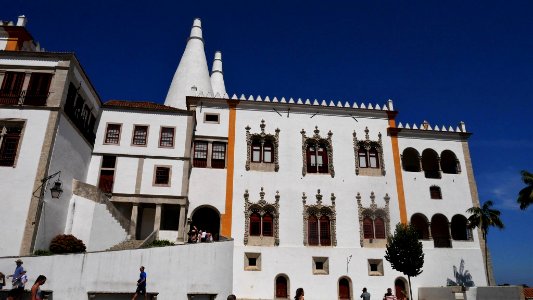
524 288 533 298
103 100 187 113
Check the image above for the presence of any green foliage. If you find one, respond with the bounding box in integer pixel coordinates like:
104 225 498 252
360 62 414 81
145 240 175 248
466 200 504 239
518 170 533 210
385 223 425 278
33 249 53 256
49 234 86 254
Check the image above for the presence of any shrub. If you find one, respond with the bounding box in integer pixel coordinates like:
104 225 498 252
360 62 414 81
49 234 86 254
33 249 53 256
145 240 175 248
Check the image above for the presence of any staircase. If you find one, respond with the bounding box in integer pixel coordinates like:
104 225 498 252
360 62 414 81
107 239 144 251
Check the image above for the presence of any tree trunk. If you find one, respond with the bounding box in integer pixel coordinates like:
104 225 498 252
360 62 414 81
408 275 413 300
484 236 490 286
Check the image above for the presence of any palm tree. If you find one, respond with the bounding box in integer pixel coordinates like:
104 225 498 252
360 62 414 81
466 200 504 286
517 170 533 210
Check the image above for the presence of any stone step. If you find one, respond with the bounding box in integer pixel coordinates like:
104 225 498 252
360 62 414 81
107 239 144 251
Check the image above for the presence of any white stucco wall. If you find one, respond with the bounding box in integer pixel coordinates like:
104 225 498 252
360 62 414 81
0 109 50 256
34 115 94 251
0 242 234 300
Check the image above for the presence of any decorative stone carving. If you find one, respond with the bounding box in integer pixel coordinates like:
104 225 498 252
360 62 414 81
302 189 337 246
301 126 334 177
245 120 280 172
243 187 280 246
356 192 391 247
353 127 385 176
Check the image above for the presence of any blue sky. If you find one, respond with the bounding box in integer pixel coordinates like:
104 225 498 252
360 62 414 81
4 0 532 285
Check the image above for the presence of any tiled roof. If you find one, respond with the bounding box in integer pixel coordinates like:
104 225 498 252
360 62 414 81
524 288 533 299
104 100 187 113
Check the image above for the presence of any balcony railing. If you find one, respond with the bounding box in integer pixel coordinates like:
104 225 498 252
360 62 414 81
0 90 49 106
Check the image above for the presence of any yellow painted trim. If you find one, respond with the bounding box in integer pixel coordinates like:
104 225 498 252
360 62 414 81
6 38 19 51
389 117 408 224
221 101 238 237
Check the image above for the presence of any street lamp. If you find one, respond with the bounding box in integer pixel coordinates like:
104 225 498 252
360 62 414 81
49 179 63 199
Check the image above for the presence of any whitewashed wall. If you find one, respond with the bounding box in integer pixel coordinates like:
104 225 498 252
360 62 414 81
0 242 234 300
34 115 94 251
68 194 128 251
0 109 50 256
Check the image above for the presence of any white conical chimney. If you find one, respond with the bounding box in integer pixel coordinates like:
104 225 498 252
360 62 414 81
164 18 213 109
210 51 226 97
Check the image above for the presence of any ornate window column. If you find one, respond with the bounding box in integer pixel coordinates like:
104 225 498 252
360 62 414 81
244 187 280 246
245 120 280 172
357 192 390 247
301 126 334 177
302 189 337 246
353 127 385 176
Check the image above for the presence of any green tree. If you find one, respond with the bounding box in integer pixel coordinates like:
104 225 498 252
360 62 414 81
466 200 504 285
385 223 424 300
517 170 533 210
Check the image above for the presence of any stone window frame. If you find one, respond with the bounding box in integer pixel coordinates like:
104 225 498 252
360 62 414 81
244 187 280 246
367 259 384 276
312 256 329 275
430 185 442 199
153 165 172 187
353 127 385 176
103 123 122 145
244 252 261 271
245 120 280 172
131 124 149 147
274 273 290 299
357 192 391 247
203 112 220 124
301 126 334 177
302 189 337 246
158 126 175 148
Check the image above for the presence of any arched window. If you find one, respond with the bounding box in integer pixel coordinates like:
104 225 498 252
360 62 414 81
319 215 331 246
262 213 274 237
308 215 319 246
251 140 261 162
402 148 421 172
430 186 442 199
441 150 460 174
369 147 379 168
339 277 351 300
250 213 261 236
422 149 441 179
431 214 451 247
411 214 429 240
275 275 288 298
451 215 469 241
363 217 374 239
263 141 273 163
358 148 368 168
374 217 386 239
306 143 329 174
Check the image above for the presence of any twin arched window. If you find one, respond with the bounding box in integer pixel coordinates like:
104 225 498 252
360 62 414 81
308 214 331 246
252 139 274 163
363 217 386 239
306 143 329 173
249 212 274 237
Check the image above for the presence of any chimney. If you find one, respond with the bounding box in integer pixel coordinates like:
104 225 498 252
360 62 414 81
16 15 27 27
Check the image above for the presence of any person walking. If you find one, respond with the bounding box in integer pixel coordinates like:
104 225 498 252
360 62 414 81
360 287 371 300
383 288 397 300
31 275 46 300
132 266 147 300
294 287 304 300
7 270 27 300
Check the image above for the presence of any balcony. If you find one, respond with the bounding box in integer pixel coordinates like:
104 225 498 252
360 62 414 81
0 90 49 106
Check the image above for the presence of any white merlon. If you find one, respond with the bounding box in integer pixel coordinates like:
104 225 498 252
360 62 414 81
265 96 271 102
289 98 295 104
256 96 263 102
405 123 411 129
352 102 358 108
321 100 327 106
164 18 213 109
368 103 374 109
413 124 418 130
240 94 246 100
248 95 254 101
313 99 319 106
17 15 27 27
231 94 238 99
375 104 381 110
305 99 311 105
281 97 287 103
398 122 404 128
387 99 394 111
273 97 279 103
360 103 366 109
211 51 227 97
297 98 303 104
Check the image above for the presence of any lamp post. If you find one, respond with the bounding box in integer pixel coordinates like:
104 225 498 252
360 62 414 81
29 171 63 253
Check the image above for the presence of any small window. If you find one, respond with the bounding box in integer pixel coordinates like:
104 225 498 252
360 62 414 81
159 127 175 147
367 259 384 276
204 113 220 123
244 252 261 271
0 124 23 167
193 141 208 168
104 124 121 144
154 166 171 186
132 125 148 146
312 257 329 275
211 142 226 169
430 186 442 199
